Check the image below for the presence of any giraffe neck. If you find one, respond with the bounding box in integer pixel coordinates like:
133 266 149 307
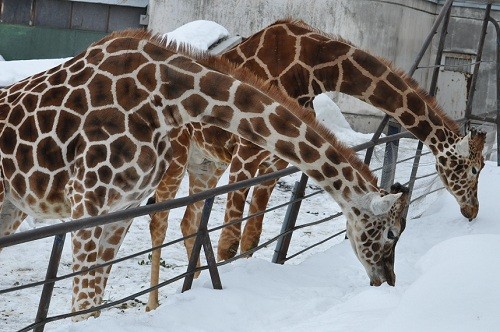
169 69 378 208
224 20 461 155
105 35 382 210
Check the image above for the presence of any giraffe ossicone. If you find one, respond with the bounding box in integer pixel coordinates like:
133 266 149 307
0 29 408 320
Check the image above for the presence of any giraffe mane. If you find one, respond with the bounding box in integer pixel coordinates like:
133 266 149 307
91 28 156 45
269 19 461 135
175 47 378 187
91 29 378 187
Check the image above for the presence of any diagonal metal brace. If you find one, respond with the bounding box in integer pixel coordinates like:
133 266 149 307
182 197 222 292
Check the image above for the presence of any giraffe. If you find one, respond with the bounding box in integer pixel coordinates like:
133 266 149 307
0 29 408 320
146 18 486 310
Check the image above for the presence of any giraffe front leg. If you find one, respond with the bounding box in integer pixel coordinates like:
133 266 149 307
71 226 101 321
181 162 226 276
240 158 287 255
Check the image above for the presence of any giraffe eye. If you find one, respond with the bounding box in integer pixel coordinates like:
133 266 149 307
471 167 478 175
387 230 397 240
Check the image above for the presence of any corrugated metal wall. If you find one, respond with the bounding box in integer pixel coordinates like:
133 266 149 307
0 0 147 60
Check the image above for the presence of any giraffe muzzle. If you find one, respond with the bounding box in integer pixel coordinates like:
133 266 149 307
370 255 396 287
369 269 396 287
460 204 478 221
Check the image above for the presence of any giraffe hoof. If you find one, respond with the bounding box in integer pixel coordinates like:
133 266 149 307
71 310 100 322
241 239 259 256
145 303 159 312
218 242 239 261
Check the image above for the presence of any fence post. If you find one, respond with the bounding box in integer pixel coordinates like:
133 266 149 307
364 0 455 167
380 121 401 190
182 196 222 292
464 2 492 121
34 233 66 332
489 16 500 166
364 115 390 166
272 173 309 264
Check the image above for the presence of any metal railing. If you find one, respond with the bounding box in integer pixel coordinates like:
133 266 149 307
0 130 439 332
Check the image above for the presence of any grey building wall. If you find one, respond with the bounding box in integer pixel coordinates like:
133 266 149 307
148 0 498 132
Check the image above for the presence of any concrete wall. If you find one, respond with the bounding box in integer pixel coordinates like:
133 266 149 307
149 0 435 77
444 4 500 120
148 0 498 132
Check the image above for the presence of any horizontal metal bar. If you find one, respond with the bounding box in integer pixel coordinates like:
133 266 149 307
0 132 410 249
416 60 491 70
354 131 414 152
467 114 497 123
283 229 347 263
410 186 446 204
0 166 299 248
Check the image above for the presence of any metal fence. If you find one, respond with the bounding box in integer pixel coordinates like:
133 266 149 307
0 0 499 331
0 130 436 332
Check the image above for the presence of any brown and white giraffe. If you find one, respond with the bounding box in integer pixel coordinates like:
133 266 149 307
0 29 408 320
221 19 485 223
146 18 486 310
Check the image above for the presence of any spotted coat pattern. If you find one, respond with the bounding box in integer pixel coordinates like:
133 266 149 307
147 19 485 309
0 30 408 320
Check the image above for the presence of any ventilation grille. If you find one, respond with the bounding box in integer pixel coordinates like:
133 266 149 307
443 55 473 74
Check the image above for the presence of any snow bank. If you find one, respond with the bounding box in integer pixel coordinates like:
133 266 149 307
379 234 500 332
313 93 374 146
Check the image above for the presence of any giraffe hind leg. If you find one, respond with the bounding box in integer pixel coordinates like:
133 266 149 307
240 158 287 256
95 218 134 308
217 151 263 261
0 197 28 253
146 164 186 312
240 179 278 256
181 161 227 275
147 126 190 312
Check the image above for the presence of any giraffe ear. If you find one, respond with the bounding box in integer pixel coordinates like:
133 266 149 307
369 192 402 216
456 133 471 157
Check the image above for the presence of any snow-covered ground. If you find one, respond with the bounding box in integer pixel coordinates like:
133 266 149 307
1 20 499 332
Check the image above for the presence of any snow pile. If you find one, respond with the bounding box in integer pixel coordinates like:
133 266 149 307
48 162 500 332
314 93 374 146
379 234 500 332
163 20 230 51
0 58 70 87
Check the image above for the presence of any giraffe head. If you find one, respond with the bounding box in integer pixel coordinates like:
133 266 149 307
435 129 486 221
346 183 409 286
